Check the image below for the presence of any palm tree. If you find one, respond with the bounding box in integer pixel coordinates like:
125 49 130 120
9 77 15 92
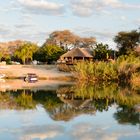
14 42 38 64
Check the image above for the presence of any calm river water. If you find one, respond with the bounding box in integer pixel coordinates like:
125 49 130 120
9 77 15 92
0 81 140 140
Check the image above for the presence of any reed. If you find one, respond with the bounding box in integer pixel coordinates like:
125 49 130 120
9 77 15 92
74 55 140 83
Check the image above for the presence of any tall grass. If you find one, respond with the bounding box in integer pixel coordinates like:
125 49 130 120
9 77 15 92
74 55 140 83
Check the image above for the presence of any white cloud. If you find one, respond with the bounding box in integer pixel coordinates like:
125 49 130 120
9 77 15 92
0 24 13 41
16 0 65 15
120 16 127 21
0 124 64 140
135 18 140 26
74 27 115 40
70 0 101 17
0 25 11 35
14 24 33 29
70 122 140 140
102 0 140 9
21 125 64 140
0 23 48 45
70 0 140 17
72 26 116 48
102 0 122 8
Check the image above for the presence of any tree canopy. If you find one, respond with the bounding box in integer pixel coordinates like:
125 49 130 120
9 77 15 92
34 44 64 64
93 43 112 60
114 29 140 55
14 42 38 64
45 30 96 50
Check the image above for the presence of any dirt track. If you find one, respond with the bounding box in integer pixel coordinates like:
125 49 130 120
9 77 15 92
0 65 72 79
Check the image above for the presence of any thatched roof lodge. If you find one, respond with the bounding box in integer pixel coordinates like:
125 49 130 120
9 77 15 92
49 95 96 121
58 47 93 64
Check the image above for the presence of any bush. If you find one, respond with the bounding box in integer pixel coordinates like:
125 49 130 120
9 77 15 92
57 64 74 72
73 55 140 83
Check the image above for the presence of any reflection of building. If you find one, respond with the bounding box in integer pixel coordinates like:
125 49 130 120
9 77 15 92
47 93 96 121
58 93 94 110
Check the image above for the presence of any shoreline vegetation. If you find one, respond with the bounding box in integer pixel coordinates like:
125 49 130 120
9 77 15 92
1 54 140 87
74 55 140 85
58 54 140 86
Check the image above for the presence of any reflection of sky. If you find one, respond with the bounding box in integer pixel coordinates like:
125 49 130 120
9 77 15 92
0 105 139 140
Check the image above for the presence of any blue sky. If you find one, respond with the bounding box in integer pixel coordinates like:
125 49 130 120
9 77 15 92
0 0 140 48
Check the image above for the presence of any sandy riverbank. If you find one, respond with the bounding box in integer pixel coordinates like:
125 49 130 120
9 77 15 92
0 65 73 80
0 79 74 91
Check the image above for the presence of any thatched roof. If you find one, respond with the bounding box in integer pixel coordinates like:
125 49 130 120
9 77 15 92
50 98 96 121
59 97 93 109
61 47 93 58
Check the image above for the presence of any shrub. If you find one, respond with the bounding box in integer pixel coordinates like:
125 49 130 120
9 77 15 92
57 64 73 72
73 55 140 83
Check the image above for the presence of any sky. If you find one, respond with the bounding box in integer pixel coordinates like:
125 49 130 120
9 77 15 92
0 0 140 48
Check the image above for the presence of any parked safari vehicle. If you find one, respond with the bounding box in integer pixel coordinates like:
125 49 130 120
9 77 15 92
24 73 38 82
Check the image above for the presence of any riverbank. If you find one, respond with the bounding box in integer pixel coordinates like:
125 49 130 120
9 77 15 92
0 79 74 91
0 65 73 80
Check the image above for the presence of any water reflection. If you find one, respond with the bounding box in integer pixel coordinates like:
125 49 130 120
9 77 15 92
114 106 140 125
0 83 140 121
0 82 140 139
56 83 140 124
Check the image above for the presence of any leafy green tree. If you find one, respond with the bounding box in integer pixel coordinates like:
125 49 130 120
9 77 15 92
114 29 140 55
14 42 38 64
93 43 112 60
34 44 64 64
5 55 11 64
0 52 3 62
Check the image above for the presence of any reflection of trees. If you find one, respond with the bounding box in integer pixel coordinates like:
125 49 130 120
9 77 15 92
0 90 37 109
0 83 140 123
114 106 140 125
32 90 63 111
0 90 63 110
15 90 36 109
0 92 17 109
92 99 113 112
32 90 96 121
56 83 140 122
57 83 140 108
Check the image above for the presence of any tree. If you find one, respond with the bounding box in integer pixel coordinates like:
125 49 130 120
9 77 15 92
45 30 96 50
114 106 140 125
114 29 140 55
0 52 3 62
93 43 112 60
34 44 64 64
14 42 38 64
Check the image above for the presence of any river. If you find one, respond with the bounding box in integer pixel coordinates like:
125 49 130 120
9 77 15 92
0 81 140 140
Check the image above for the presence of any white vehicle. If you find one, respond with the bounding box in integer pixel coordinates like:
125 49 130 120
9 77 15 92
24 73 38 82
0 74 6 79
